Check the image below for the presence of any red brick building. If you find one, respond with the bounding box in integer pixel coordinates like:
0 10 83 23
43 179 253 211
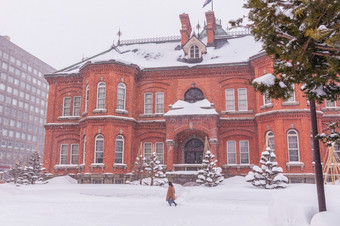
43 11 340 184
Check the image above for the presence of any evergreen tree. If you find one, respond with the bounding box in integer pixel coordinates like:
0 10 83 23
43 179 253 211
144 151 167 186
196 150 224 187
243 0 339 211
246 147 288 189
25 151 45 184
7 163 23 184
133 152 146 185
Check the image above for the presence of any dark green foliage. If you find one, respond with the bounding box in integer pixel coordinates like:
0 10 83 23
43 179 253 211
246 0 340 102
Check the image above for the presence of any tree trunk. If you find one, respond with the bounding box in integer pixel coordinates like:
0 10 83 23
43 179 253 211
310 100 327 212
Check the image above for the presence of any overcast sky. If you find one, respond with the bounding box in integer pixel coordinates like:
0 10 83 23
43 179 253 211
0 0 248 70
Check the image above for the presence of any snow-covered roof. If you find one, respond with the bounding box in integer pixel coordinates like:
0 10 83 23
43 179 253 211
164 99 218 116
54 34 263 75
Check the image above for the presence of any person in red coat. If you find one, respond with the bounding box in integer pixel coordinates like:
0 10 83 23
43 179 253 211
166 181 177 206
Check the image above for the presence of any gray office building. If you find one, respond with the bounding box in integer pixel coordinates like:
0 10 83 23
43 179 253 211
0 35 55 176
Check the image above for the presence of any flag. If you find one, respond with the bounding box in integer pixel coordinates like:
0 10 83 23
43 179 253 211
203 0 212 8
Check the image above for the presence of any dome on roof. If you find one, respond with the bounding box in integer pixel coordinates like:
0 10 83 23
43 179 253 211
199 24 227 39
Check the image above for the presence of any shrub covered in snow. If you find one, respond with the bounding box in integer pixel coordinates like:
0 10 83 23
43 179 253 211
246 147 288 189
196 150 224 187
143 152 168 186
6 152 45 186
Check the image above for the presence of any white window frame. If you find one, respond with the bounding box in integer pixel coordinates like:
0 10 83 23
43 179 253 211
96 82 106 109
62 97 71 116
117 83 126 110
240 140 249 164
266 131 275 152
94 134 104 163
156 142 164 164
227 141 237 164
115 135 124 164
60 144 68 164
144 93 153 114
83 136 86 164
155 92 164 114
238 88 248 111
225 88 235 111
287 129 300 162
143 142 152 162
190 45 200 58
284 85 295 102
84 85 89 112
263 92 272 105
73 96 81 116
71 144 79 165
325 99 336 108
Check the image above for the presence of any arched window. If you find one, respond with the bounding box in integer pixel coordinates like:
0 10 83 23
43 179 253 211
266 131 275 152
190 45 199 58
84 85 89 112
97 82 106 109
287 130 299 162
117 83 126 110
83 135 86 164
184 88 204 103
94 134 104 163
115 135 124 164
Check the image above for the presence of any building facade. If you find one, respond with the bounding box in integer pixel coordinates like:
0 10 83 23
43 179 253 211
0 35 55 173
43 11 340 184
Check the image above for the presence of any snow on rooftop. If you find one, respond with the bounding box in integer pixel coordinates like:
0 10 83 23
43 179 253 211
164 99 218 116
55 35 263 74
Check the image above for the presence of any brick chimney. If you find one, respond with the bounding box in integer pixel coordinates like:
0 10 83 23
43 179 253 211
205 11 216 47
179 13 192 46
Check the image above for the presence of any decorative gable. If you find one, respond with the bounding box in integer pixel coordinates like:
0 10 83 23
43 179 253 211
182 35 207 63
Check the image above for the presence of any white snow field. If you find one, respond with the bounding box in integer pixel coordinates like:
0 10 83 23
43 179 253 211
0 176 339 226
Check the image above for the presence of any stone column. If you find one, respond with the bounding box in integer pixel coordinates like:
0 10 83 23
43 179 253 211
166 139 175 171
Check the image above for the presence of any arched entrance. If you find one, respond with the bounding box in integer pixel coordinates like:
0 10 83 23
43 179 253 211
184 138 204 164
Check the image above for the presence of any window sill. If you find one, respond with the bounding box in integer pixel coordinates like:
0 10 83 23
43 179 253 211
222 164 253 172
115 109 129 115
57 116 81 121
93 109 107 114
90 163 105 172
321 107 340 111
221 110 253 115
139 113 164 118
286 162 305 170
82 112 88 117
260 104 273 110
113 163 127 172
54 164 78 173
282 101 300 106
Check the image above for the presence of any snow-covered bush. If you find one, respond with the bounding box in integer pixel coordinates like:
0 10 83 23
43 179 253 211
7 152 45 186
246 147 288 189
144 152 167 186
196 150 224 187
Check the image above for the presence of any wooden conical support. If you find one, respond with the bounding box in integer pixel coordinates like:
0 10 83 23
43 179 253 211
323 143 340 185
203 136 210 157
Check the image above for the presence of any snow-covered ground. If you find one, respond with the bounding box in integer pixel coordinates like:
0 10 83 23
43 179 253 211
0 176 339 226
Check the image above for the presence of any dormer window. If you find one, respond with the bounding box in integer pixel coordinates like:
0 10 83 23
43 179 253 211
190 45 199 58
182 35 207 63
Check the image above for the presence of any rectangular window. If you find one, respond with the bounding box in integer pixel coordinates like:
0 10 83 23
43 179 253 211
73 96 81 116
263 92 272 105
144 142 152 162
63 97 71 116
71 144 79 165
117 84 126 110
284 85 295 102
288 135 299 161
144 93 153 114
60 144 68 164
156 142 164 164
238 88 248 111
325 100 336 108
227 141 237 164
155 92 164 114
97 85 106 109
240 140 249 164
225 89 235 111
115 138 124 164
85 86 89 112
83 136 86 164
